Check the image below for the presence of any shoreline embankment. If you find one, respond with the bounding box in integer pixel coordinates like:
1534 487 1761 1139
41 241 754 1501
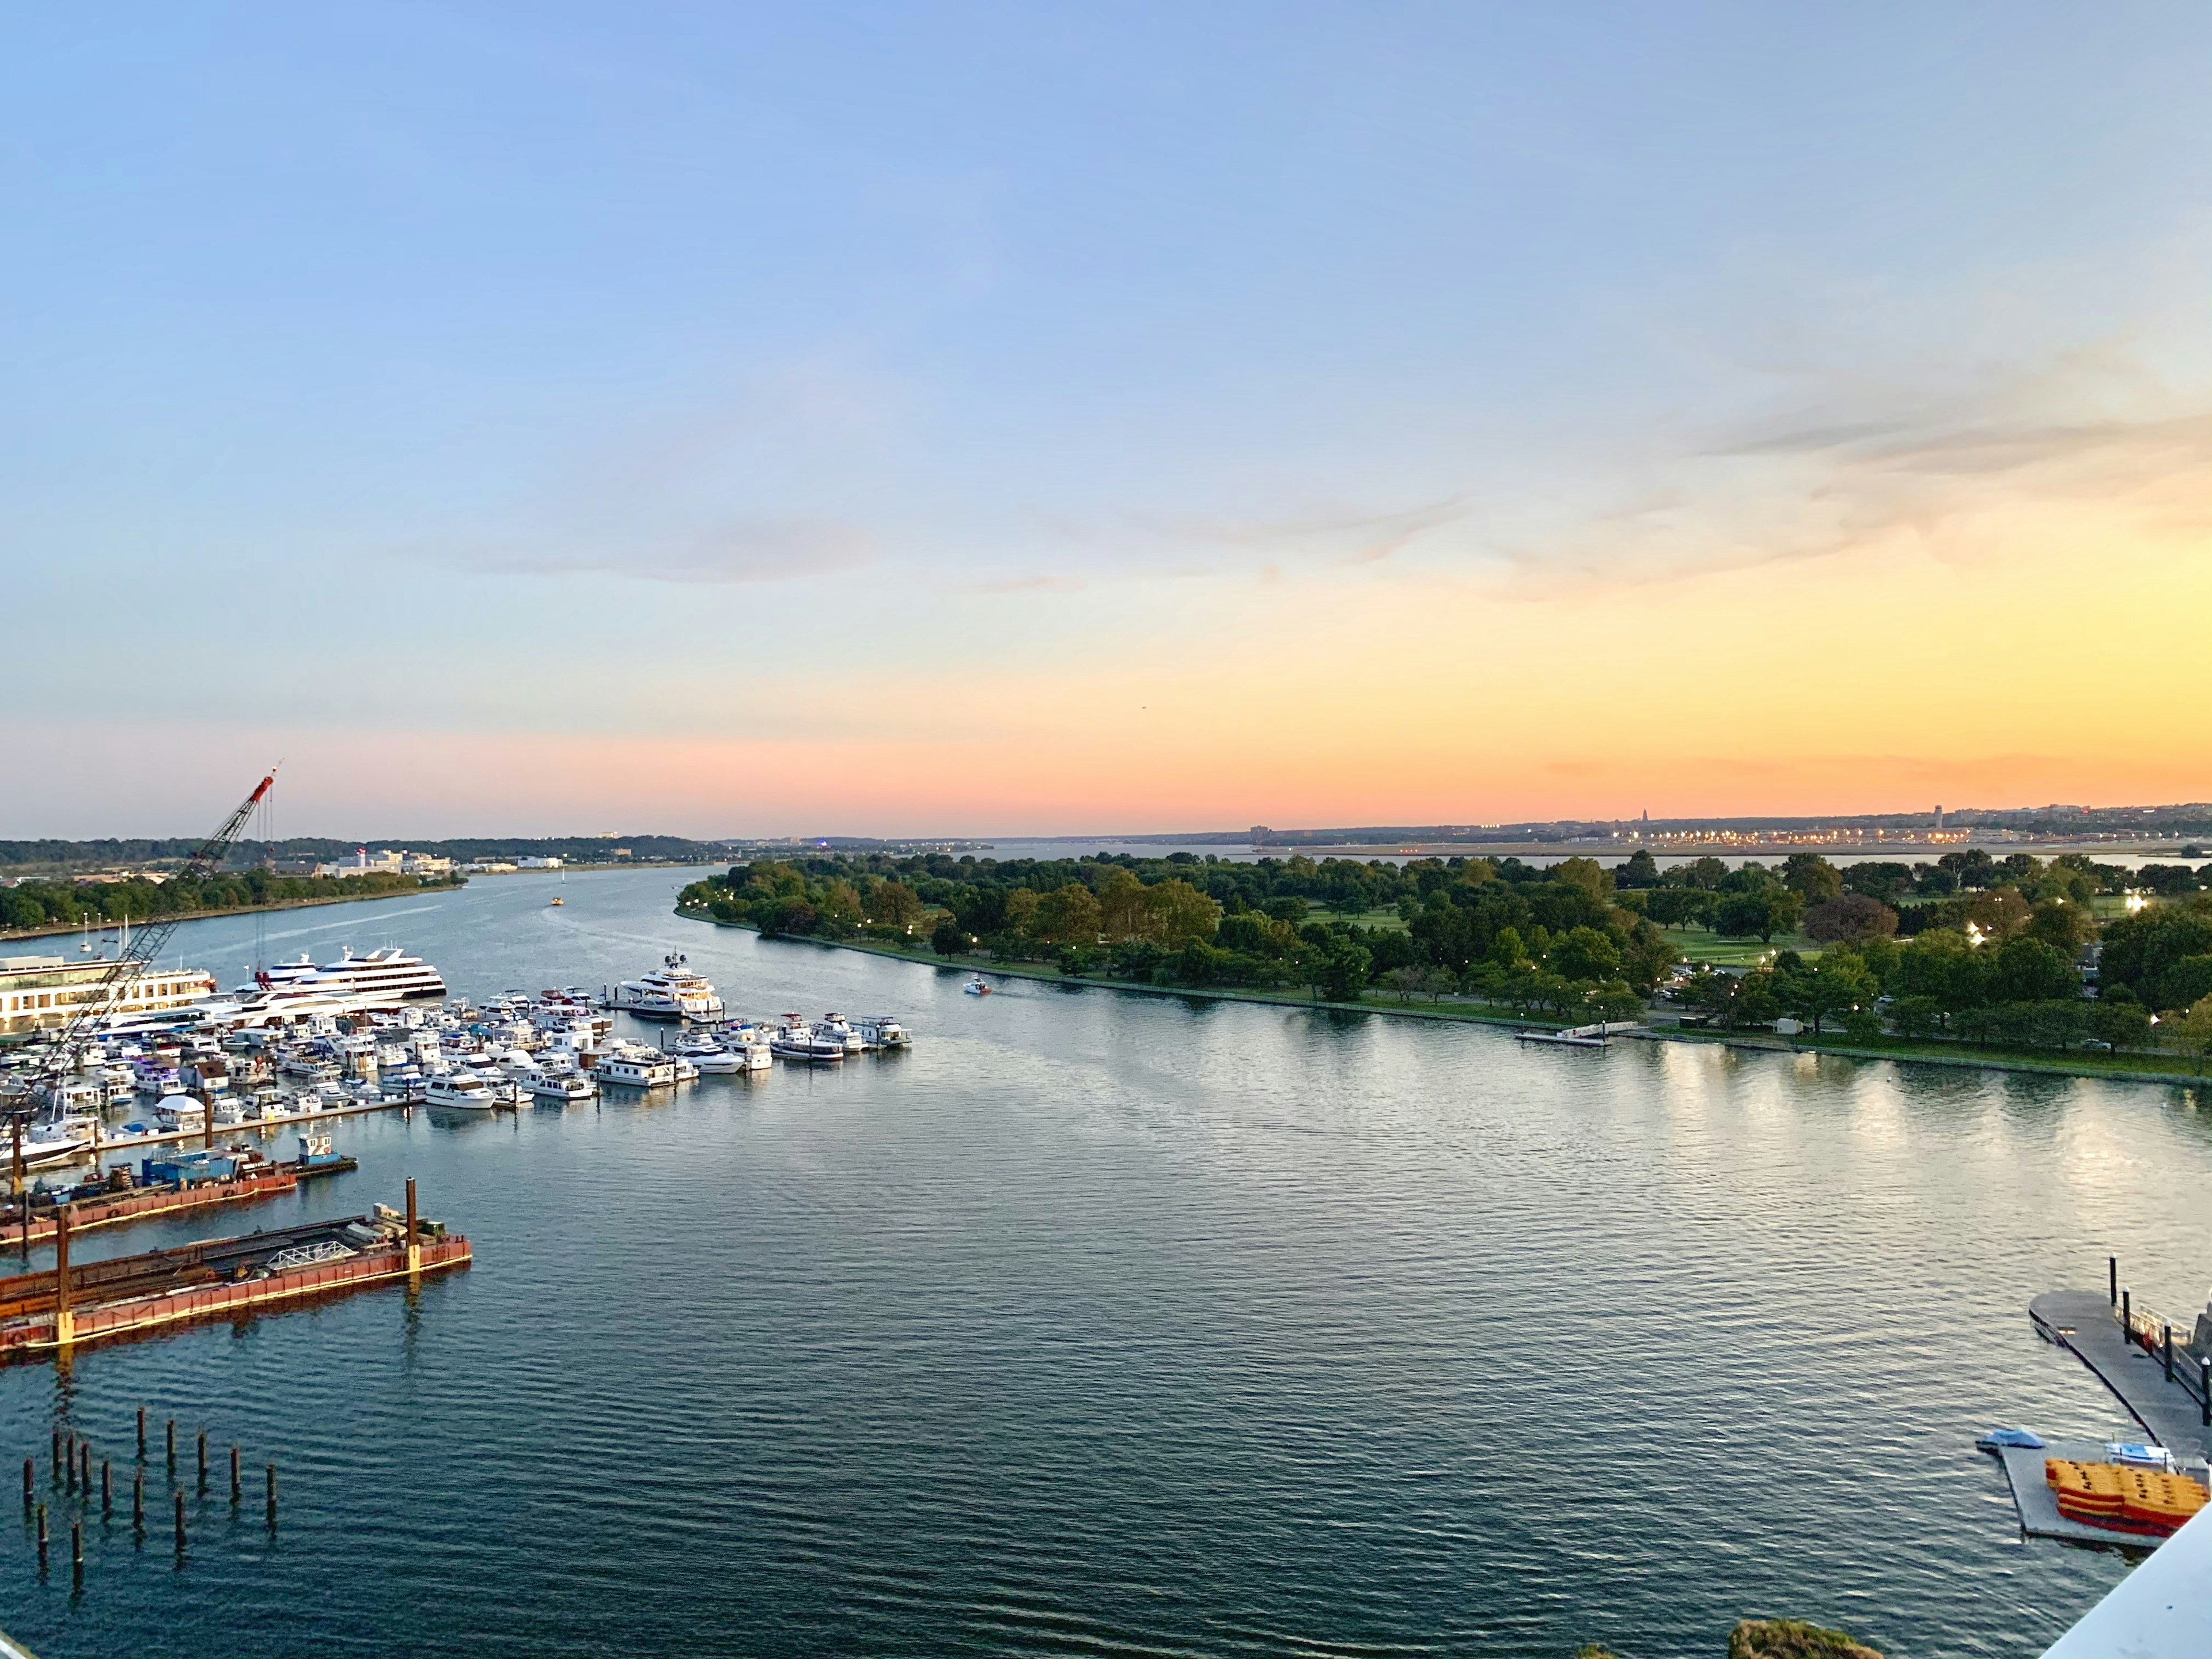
675 906 2211 1090
0 885 456 948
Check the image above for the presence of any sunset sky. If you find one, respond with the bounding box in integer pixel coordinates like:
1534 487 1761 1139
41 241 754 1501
7 5 2211 837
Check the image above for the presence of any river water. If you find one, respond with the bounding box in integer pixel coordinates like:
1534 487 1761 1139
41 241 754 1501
1 867 2205 1657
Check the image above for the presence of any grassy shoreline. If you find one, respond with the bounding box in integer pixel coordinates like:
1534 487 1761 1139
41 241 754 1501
676 907 2208 1086
0 884 456 947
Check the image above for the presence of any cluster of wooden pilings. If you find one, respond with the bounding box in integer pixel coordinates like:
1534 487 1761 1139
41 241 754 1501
20 1405 279 1585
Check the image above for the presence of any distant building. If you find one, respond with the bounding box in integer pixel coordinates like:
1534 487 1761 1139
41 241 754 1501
516 856 563 870
458 861 519 874
400 853 453 876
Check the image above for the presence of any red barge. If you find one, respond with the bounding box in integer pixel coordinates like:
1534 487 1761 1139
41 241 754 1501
2 1138 356 1248
0 1181 468 1359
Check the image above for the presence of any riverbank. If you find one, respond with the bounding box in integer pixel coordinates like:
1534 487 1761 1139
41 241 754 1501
677 906 2211 1087
0 882 459 946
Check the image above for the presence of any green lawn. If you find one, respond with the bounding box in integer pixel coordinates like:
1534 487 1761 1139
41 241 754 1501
1660 926 1824 968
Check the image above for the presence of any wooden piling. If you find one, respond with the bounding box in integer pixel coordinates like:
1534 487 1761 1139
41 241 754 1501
53 1207 72 1348
2109 1254 2118 1305
132 1468 143 1532
2122 1286 2132 1343
2165 1323 2175 1381
101 1459 110 1517
35 1502 46 1570
229 1445 240 1504
65 1434 75 1494
172 1487 185 1553
70 1517 81 1582
21 1455 30 1510
137 1406 146 1459
48 1427 58 1486
264 1463 276 1531
165 1418 175 1475
196 1428 207 1492
78 1441 89 1494
405 1176 419 1275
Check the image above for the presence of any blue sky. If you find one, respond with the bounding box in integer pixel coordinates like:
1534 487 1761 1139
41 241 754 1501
7 5 2211 835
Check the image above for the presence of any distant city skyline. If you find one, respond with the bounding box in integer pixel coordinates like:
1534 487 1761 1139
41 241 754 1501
6 6 2211 836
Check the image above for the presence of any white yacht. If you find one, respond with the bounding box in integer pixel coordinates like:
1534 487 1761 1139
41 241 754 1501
611 954 724 1022
815 1014 868 1055
423 1071 499 1112
768 1019 845 1064
528 1071 596 1102
671 1037 745 1074
261 947 447 1006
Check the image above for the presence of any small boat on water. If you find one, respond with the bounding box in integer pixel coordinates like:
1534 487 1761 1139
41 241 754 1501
423 1071 500 1112
528 1071 595 1101
963 978 992 997
768 1018 845 1064
593 1050 679 1089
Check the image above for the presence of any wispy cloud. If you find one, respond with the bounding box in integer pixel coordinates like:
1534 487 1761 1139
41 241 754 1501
444 518 873 585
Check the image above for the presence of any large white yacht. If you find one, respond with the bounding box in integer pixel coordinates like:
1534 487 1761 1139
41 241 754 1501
256 948 446 1006
611 954 724 1022
228 946 447 1028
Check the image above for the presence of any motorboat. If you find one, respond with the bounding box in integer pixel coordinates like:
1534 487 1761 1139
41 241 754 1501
768 1020 845 1064
610 953 725 1022
423 1071 499 1112
963 978 992 996
671 1039 744 1075
528 1071 595 1101
815 1014 868 1055
20 1114 100 1168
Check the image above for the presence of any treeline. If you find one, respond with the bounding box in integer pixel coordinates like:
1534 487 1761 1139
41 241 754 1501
1609 847 2169 944
680 851 1680 1017
0 870 461 932
1679 891 2212 1060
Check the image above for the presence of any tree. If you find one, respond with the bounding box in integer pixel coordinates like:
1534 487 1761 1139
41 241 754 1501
1989 937 2080 1004
1616 849 1660 888
1145 879 1222 946
1782 854 1843 904
1381 966 1422 1003
2024 897 2096 957
2161 994 2212 1074
1090 868 1146 940
1803 894 1898 944
1548 926 1622 983
1035 881 1102 945
2089 996 2152 1051
1550 857 1612 902
1888 995 1945 1039
869 880 925 933
931 918 971 956
1644 888 1712 931
1963 887 2032 944
1715 890 1802 942
1316 938 1372 1002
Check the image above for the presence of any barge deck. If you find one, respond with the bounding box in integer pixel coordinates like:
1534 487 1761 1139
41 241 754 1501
0 1186 467 1358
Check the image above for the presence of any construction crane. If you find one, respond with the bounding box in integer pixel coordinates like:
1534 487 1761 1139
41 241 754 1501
6 769 276 1115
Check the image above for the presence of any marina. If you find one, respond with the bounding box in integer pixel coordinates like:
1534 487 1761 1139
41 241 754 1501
0 865 2199 1658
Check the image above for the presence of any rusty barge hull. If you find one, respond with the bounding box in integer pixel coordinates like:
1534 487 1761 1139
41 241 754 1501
0 1236 470 1357
5 1167 302 1245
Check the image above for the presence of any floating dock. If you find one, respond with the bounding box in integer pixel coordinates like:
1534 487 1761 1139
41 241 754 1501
2030 1286 2211 1460
1990 1438 2188 1548
0 1185 467 1359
